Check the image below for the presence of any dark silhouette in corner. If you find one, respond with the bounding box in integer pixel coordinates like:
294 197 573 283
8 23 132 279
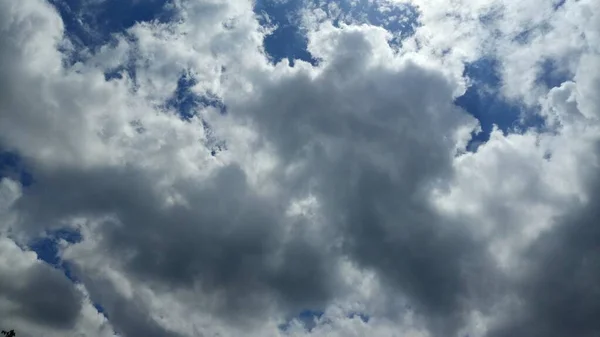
1 330 16 337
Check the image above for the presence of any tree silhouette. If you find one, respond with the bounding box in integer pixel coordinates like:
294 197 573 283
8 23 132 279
1 330 15 337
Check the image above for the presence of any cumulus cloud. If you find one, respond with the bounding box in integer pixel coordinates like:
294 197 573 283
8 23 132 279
0 0 599 336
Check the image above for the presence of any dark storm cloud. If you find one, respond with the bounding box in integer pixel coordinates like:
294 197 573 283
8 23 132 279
0 254 82 329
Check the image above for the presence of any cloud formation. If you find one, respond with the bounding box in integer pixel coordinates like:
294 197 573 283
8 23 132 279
0 0 599 336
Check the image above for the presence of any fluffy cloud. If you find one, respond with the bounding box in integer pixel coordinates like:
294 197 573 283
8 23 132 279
0 0 599 336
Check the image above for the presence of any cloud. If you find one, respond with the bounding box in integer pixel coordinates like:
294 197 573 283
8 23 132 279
0 0 599 336
484 43 600 337
225 21 494 334
0 235 81 329
488 173 600 337
0 236 114 337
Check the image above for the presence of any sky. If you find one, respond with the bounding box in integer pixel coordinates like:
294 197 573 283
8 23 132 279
0 0 599 336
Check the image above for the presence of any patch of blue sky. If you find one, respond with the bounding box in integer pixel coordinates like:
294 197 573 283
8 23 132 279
0 150 33 187
323 0 419 44
456 58 516 147
29 228 83 283
278 310 325 332
553 0 567 10
49 0 173 87
94 303 109 319
278 310 370 332
535 58 571 90
103 52 139 88
348 312 370 323
49 0 173 91
455 58 547 151
255 0 317 65
455 58 544 151
104 61 136 84
49 0 175 52
101 33 140 85
512 27 536 45
511 22 553 45
164 72 227 155
255 0 420 65
165 72 226 120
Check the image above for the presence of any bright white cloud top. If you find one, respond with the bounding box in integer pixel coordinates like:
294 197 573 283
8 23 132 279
0 0 599 336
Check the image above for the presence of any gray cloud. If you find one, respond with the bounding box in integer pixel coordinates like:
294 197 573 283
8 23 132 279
72 273 186 337
485 47 600 337
15 163 340 326
228 25 497 334
488 143 600 337
0 239 82 331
